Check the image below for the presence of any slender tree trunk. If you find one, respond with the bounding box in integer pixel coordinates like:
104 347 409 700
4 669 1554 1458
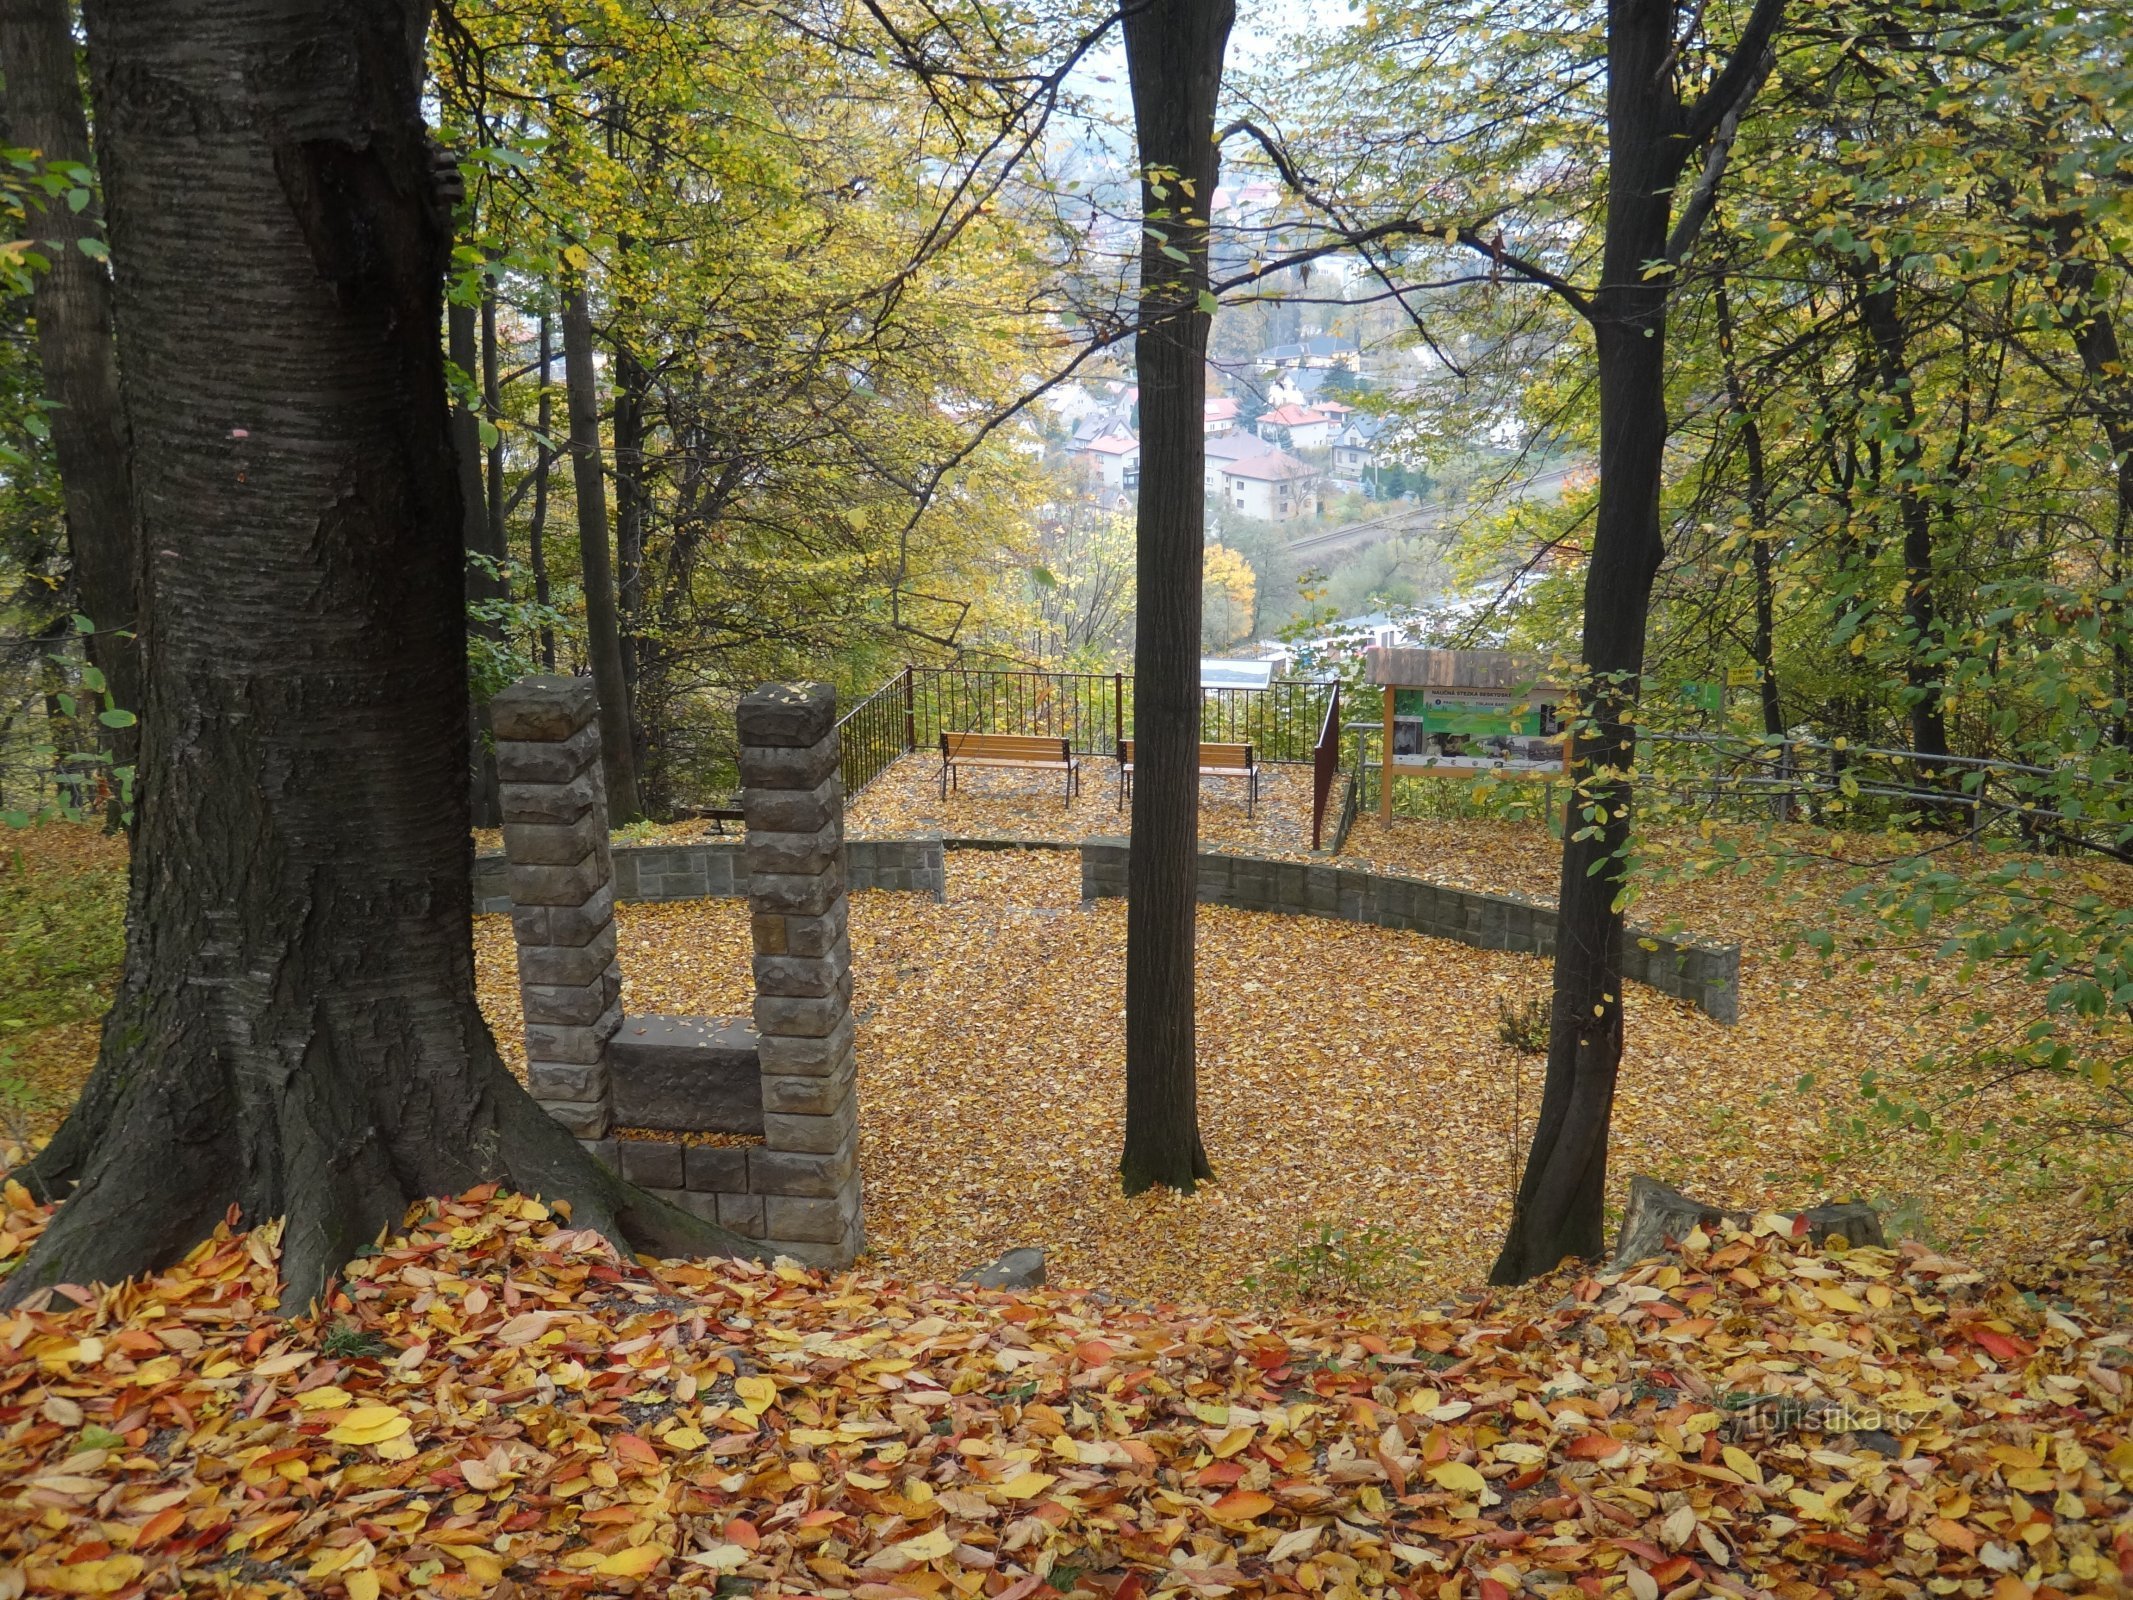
560 280 642 821
482 283 506 564
0 0 139 785
530 312 556 672
8 0 747 1310
611 339 653 800
1491 0 1687 1284
449 297 503 826
1118 0 1232 1196
1857 268 1949 764
1714 275 1784 738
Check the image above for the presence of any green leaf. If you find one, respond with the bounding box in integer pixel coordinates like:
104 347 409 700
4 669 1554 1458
75 235 108 262
1197 290 1219 315
71 613 95 633
79 665 106 694
1160 243 1189 264
97 708 136 729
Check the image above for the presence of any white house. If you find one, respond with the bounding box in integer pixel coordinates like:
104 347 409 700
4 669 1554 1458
1078 432 1140 490
1216 450 1320 522
1203 395 1241 436
1331 415 1381 478
1203 430 1275 492
1257 404 1334 450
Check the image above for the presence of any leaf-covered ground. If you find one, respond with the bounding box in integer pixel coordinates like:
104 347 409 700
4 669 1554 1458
4 1184 2132 1599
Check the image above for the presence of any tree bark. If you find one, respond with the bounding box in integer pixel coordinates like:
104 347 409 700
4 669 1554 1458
1491 0 1751 1284
6 0 750 1310
1117 0 1233 1196
530 311 557 672
560 280 643 820
611 337 653 799
1857 267 1950 764
449 297 503 826
1714 274 1784 738
0 0 139 783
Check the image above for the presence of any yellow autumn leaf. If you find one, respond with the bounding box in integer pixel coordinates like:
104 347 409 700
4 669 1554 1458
665 1426 710 1450
1813 1285 1866 1314
296 1386 356 1410
998 1470 1057 1500
735 1374 778 1413
1428 1461 1487 1495
685 1544 751 1572
595 1545 668 1578
38 1555 145 1596
346 1572 381 1600
889 1528 957 1563
326 1406 411 1445
1721 1445 1765 1485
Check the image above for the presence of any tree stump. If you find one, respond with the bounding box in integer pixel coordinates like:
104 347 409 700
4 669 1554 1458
1613 1176 1884 1267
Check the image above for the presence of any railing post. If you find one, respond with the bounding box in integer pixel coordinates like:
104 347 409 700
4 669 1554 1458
901 663 916 754
1114 670 1125 756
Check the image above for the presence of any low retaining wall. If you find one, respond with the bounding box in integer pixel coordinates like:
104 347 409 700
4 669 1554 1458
1079 839 1739 1024
474 834 944 913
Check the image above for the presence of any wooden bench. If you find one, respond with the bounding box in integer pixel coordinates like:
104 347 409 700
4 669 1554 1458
940 732 1080 806
1117 739 1258 818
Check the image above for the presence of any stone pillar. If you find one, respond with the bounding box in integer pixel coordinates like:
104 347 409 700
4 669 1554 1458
740 682 864 1266
492 676 623 1149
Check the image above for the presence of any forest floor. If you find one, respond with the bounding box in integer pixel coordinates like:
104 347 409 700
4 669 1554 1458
4 1186 2132 1599
7 778 2127 1307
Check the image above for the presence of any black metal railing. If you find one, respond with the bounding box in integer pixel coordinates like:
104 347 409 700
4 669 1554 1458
835 671 912 799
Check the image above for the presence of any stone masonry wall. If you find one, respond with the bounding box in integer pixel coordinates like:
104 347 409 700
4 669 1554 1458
490 674 867 1268
473 835 941 913
490 677 624 1142
1080 839 1740 1024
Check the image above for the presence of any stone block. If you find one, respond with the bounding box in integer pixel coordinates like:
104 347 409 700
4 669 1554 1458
494 721 600 785
763 1095 856 1155
746 819 843 878
512 882 615 948
743 773 843 836
963 1247 1046 1290
520 966 619 1027
684 1143 751 1193
752 902 848 960
501 810 604 867
500 769 603 827
755 992 847 1040
610 852 642 900
608 1014 764 1133
752 941 851 1000
748 863 845 918
509 854 608 908
737 681 838 748
738 731 840 792
528 1059 608 1102
516 922 619 988
618 1138 685 1189
667 1189 724 1225
490 675 598 741
525 999 623 1066
748 1142 855 1198
756 1011 855 1076
536 1096 608 1138
762 1222 865 1270
764 1186 861 1244
760 1057 854 1116
577 1136 618 1168
717 1192 766 1234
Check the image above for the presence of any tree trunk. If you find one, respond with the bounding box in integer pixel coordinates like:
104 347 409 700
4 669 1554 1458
559 280 643 820
530 311 556 672
1117 0 1232 1196
1714 274 1784 738
482 283 506 563
0 0 139 786
7 0 748 1310
1491 0 1685 1285
611 338 653 799
1857 268 1950 764
450 297 503 826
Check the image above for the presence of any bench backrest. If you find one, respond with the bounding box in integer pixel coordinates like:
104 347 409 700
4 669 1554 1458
1118 739 1254 769
942 731 1073 761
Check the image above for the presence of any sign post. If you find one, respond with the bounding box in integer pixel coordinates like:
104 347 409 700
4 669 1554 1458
1367 647 1569 824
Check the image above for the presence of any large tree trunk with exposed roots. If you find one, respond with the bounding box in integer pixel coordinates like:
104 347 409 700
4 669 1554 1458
5 0 749 1311
1117 0 1232 1196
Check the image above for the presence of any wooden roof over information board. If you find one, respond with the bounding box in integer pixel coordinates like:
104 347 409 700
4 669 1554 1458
1365 646 1565 694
